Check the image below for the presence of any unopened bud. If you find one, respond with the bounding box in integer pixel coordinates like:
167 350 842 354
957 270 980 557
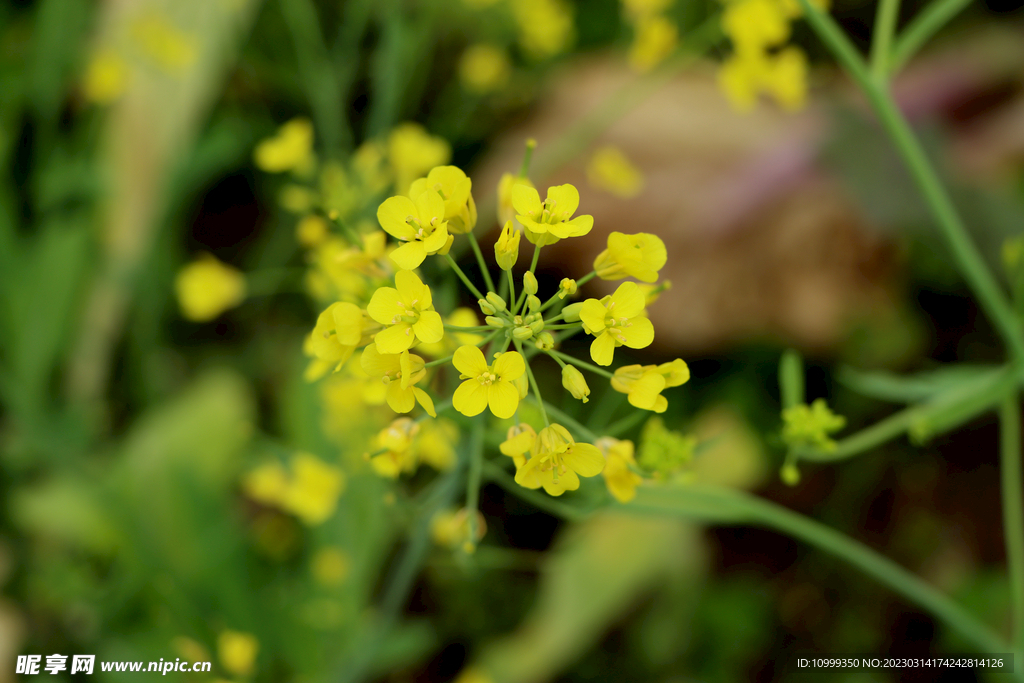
523 271 538 295
535 332 555 350
526 294 541 312
485 316 505 329
558 278 577 298
781 463 801 486
485 292 507 312
478 298 496 316
512 326 534 341
561 365 590 403
529 318 545 334
513 373 529 399
562 302 584 322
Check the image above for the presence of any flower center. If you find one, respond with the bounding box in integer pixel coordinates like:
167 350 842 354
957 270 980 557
478 371 497 386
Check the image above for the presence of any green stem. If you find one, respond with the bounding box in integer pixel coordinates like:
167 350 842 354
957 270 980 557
890 0 972 73
1000 394 1024 657
604 409 649 438
575 270 597 288
529 244 542 274
465 421 485 552
535 399 598 442
519 138 537 178
482 460 590 521
507 270 518 316
444 324 492 332
443 253 486 301
627 484 1018 663
466 232 497 295
515 340 549 425
546 348 615 379
795 0 1024 365
869 0 902 81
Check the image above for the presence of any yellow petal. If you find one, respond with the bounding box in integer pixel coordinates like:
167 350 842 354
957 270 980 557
414 311 444 343
545 184 580 218
590 331 616 366
413 387 437 417
331 302 364 346
608 281 645 319
453 345 488 377
620 316 654 349
487 381 520 419
375 323 414 354
453 379 488 416
579 299 608 333
367 286 402 324
386 382 416 413
511 184 542 217
627 372 666 410
565 443 605 477
377 195 419 240
390 241 427 270
492 351 525 381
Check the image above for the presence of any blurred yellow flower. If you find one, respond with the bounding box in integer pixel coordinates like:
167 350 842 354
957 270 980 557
175 254 246 322
296 215 330 248
594 231 667 283
131 13 197 74
431 508 487 550
586 147 645 199
595 437 643 502
417 419 459 471
418 307 484 357
308 302 374 373
243 453 346 525
459 44 512 94
83 47 129 104
722 0 791 53
497 172 534 227
628 15 677 73
369 418 420 478
511 0 575 60
579 282 655 366
388 123 451 195
453 347 525 419
254 118 315 174
310 547 350 586
217 630 258 677
718 47 808 112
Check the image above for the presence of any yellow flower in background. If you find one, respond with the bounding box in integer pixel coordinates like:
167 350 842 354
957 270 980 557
596 437 643 502
515 424 604 496
722 0 791 53
367 270 444 353
512 183 594 245
308 302 372 372
296 215 330 248
500 423 537 469
308 231 392 304
408 166 477 234
495 220 521 271
764 46 809 111
311 547 350 586
611 358 690 412
130 12 197 74
282 453 346 525
360 345 437 417
175 254 246 322
459 44 512 93
217 630 258 677
498 172 534 227
254 118 315 174
417 419 459 471
172 636 210 665
452 347 525 419
586 147 645 198
719 47 808 112
511 0 575 60
579 282 655 366
83 47 130 104
388 123 451 195
431 508 487 550
377 190 451 269
638 280 672 306
242 461 289 503
628 15 678 73
782 398 846 451
594 232 667 283
369 417 456 477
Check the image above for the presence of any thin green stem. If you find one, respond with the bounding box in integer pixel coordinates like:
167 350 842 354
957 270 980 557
507 270 518 316
515 340 549 425
546 348 615 379
529 244 542 274
795 0 1024 365
870 0 902 81
519 138 537 178
465 421 485 552
604 409 649 438
444 324 492 332
575 270 597 288
466 232 497 294
1000 394 1024 657
482 461 590 521
627 484 1018 664
890 0 972 73
535 399 598 442
543 323 583 332
443 253 486 301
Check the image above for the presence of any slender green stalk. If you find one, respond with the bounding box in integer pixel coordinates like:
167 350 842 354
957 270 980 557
443 324 492 332
575 270 597 288
535 399 598 442
507 270 518 316
466 232 497 294
794 0 1024 365
465 421 485 551
519 138 537 178
542 323 583 331
627 484 1018 664
604 409 649 438
443 253 486 301
890 0 972 73
870 0 902 81
515 340 549 425
779 349 805 410
529 244 542 274
482 461 590 521
546 348 615 379
1000 394 1024 657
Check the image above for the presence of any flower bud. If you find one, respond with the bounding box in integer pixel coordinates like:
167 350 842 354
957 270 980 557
485 292 507 312
523 271 538 295
494 220 520 271
561 365 590 403
438 233 455 255
485 316 505 329
558 278 577 299
478 298 496 316
526 294 541 312
781 463 801 486
512 326 534 341
562 302 584 322
535 332 555 350
512 373 529 399
529 318 545 334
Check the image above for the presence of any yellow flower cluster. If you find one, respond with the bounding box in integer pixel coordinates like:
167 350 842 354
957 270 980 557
718 0 827 111
242 452 346 526
621 0 678 73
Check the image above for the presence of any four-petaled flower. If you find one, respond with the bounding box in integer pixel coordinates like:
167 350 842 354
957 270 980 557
611 358 689 413
367 270 444 354
377 189 451 270
579 281 655 366
515 424 605 496
594 232 667 283
452 346 525 419
409 165 477 234
511 183 593 245
595 437 643 503
360 345 436 417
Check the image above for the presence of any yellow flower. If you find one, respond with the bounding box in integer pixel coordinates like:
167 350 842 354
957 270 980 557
360 345 437 417
452 347 525 419
628 15 678 73
596 437 643 503
369 418 420 477
388 123 451 195
308 302 374 372
408 166 477 234
512 183 594 246
498 173 534 227
722 0 791 53
431 508 487 549
459 44 512 94
254 118 315 174
511 0 575 60
309 231 392 304
594 231 667 283
83 47 129 104
367 270 444 353
217 630 258 677
241 461 289 504
311 547 350 586
782 398 845 451
130 13 196 74
417 419 459 471
377 190 451 270
175 254 246 322
281 453 346 525
586 146 645 198
579 282 655 366
612 359 689 413
763 46 808 111
495 220 521 271
296 215 330 248
500 423 537 469
561 365 590 403
515 424 605 496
